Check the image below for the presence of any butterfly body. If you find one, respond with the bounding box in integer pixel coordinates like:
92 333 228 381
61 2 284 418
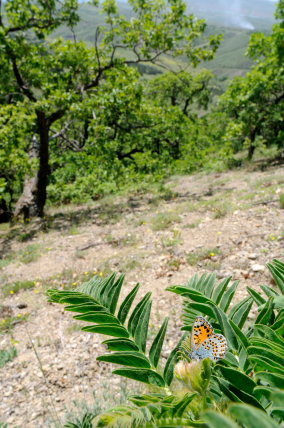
190 316 227 361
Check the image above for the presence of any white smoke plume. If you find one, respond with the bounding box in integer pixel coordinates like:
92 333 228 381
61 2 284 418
219 0 255 30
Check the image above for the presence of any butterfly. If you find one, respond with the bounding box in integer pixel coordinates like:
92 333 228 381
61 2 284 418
190 316 227 362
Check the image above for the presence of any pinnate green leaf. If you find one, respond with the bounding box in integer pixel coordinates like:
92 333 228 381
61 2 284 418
113 368 165 387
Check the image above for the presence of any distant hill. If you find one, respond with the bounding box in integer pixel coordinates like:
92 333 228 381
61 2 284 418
186 0 276 31
53 1 277 85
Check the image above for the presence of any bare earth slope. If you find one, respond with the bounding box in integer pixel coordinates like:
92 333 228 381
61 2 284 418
0 166 283 427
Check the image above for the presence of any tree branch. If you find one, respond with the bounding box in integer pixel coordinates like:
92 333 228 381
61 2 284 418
0 0 3 28
47 109 66 126
7 18 58 33
4 42 37 102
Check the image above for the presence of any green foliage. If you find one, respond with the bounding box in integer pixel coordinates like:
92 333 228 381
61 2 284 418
64 412 94 428
50 258 284 428
0 313 29 333
186 248 221 266
220 0 284 160
151 211 181 231
0 346 17 368
279 193 284 209
0 0 222 217
2 280 35 296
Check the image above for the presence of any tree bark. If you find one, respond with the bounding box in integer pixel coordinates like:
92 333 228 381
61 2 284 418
247 127 257 161
14 111 50 219
35 111 50 217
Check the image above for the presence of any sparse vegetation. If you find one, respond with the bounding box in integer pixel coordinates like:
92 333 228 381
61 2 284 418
18 244 46 264
0 0 284 425
2 280 35 296
151 211 181 231
0 346 17 368
162 229 183 248
50 259 284 428
187 247 221 266
0 314 29 333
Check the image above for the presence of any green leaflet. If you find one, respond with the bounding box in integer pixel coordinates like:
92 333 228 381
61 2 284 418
74 311 120 324
212 276 232 305
219 281 239 312
167 286 212 304
229 319 250 349
271 409 284 420
271 309 284 333
247 287 266 306
254 324 284 346
216 366 256 395
163 343 180 386
229 404 280 428
222 352 239 367
107 274 125 314
248 356 284 376
215 377 242 403
229 297 253 329
82 324 129 338
117 283 140 324
149 317 169 368
129 393 168 407
228 386 264 410
198 273 216 299
97 351 151 368
249 337 284 357
210 303 239 351
267 262 284 294
102 338 139 352
260 285 279 299
65 303 106 313
173 393 198 417
247 345 284 365
48 291 96 305
183 302 216 320
113 368 165 387
255 297 275 325
203 411 239 428
255 372 284 390
134 300 152 353
128 292 151 337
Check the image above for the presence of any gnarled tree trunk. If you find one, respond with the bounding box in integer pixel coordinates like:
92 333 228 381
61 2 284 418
14 111 50 219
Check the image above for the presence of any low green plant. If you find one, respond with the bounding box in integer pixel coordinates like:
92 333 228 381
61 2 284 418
0 346 17 368
184 220 201 229
187 247 221 266
48 259 284 427
213 202 231 219
279 193 284 209
151 211 181 231
0 257 14 269
18 244 45 264
119 258 142 272
0 314 29 333
2 280 35 296
105 233 137 248
162 229 183 247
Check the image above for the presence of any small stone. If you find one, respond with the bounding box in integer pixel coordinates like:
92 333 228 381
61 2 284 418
17 303 28 309
251 264 265 272
248 253 258 260
241 270 250 279
217 271 231 279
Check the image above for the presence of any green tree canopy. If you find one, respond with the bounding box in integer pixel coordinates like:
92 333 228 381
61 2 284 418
0 0 221 219
220 0 284 160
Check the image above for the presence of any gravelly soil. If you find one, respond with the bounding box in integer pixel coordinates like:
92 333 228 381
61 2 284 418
0 166 283 427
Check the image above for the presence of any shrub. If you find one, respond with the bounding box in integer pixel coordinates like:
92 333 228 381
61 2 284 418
48 259 284 427
0 346 17 368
